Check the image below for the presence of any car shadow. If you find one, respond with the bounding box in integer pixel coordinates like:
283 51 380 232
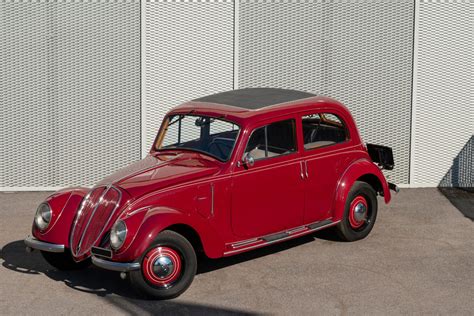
1 231 338 313
1 240 139 297
0 240 259 314
197 228 340 274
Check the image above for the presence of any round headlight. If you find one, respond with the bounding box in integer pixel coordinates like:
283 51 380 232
110 220 127 250
34 203 52 231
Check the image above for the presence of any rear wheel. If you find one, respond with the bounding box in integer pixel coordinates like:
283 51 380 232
129 230 197 300
41 250 90 270
336 181 378 241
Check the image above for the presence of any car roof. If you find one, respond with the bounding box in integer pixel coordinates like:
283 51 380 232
170 88 351 125
192 88 316 110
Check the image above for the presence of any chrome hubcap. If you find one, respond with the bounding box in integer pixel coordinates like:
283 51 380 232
153 256 175 279
353 202 367 222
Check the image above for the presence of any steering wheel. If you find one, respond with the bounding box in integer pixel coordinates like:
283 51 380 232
208 139 233 159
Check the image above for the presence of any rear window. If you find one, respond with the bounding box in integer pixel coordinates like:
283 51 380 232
301 113 348 150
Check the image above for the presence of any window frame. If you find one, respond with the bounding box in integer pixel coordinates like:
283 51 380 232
153 114 241 162
300 111 351 152
243 118 298 162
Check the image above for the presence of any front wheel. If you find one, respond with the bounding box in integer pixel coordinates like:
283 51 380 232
129 230 197 300
41 250 90 270
335 181 378 242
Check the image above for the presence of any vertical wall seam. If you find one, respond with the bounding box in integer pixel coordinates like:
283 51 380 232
233 0 239 90
409 0 420 186
141 0 147 158
139 0 142 159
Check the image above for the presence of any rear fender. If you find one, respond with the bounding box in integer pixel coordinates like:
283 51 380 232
332 159 390 221
32 188 88 246
114 207 224 261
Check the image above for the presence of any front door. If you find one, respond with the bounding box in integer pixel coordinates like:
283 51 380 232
231 119 305 238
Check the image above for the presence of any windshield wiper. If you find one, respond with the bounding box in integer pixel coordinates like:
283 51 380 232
168 115 183 127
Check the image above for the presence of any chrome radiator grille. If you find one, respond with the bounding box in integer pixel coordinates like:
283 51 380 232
70 186 121 257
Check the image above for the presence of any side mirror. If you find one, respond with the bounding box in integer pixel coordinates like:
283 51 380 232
242 152 255 167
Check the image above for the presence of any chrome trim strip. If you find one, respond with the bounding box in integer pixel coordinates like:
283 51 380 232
224 220 340 256
25 236 65 253
76 186 111 255
93 187 123 250
69 190 93 255
126 206 150 218
307 219 333 230
91 256 140 272
286 226 307 234
231 238 259 248
71 185 122 257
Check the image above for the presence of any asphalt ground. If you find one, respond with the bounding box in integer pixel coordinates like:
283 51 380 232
1 188 473 315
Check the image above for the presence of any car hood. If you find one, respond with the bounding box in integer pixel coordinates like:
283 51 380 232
96 152 221 198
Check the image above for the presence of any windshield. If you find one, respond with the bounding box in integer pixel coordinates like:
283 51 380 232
155 114 240 161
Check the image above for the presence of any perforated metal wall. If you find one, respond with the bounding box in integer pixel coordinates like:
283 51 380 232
411 0 474 187
0 0 140 189
238 0 414 184
3 0 474 189
143 0 234 154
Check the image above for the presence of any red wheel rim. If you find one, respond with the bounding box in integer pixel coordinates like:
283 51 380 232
349 195 368 229
142 246 182 287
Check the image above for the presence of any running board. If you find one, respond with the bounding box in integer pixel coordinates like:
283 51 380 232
307 219 333 230
262 232 289 242
224 219 339 256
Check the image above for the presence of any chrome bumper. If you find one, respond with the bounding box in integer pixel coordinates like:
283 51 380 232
24 235 65 253
91 256 140 272
388 182 400 193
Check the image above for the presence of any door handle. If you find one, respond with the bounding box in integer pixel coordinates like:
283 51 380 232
299 161 304 179
304 161 309 178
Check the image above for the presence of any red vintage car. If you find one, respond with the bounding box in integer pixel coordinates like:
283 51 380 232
25 88 397 299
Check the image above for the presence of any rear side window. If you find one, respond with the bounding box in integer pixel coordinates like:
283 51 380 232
245 119 296 160
302 113 348 150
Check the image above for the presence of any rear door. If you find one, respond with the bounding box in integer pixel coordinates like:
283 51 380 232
231 118 305 238
299 111 353 223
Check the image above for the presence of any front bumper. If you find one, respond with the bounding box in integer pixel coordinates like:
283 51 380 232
91 256 140 272
24 235 65 253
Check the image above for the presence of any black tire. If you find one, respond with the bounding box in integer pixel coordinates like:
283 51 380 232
129 230 197 300
41 250 90 270
336 181 378 242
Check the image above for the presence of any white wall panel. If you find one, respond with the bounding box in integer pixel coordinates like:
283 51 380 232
143 0 234 154
238 0 414 184
0 3 53 188
411 0 474 187
3 0 474 189
0 0 141 189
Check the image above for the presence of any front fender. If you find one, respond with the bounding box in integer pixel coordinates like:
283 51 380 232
113 207 224 261
332 159 391 221
32 187 88 246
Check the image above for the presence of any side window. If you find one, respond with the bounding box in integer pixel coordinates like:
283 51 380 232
245 119 296 160
301 113 348 150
